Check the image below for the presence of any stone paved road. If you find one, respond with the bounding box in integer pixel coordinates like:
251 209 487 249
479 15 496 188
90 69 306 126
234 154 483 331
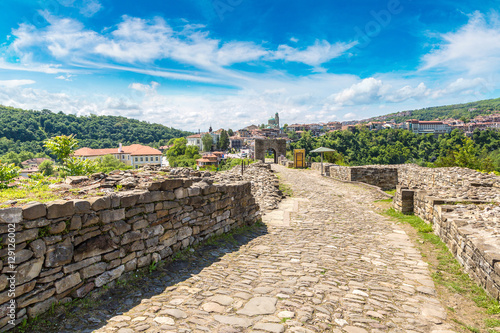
94 165 456 333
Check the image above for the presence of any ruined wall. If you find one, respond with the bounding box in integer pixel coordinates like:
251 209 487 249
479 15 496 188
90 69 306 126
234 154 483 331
327 165 398 190
0 178 260 331
393 165 500 300
310 162 335 176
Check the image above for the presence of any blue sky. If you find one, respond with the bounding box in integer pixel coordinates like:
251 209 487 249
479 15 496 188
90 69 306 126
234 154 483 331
0 0 499 131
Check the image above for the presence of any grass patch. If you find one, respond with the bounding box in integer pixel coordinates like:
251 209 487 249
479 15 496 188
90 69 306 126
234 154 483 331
374 198 393 203
0 184 61 206
384 189 396 196
279 183 293 197
383 208 500 328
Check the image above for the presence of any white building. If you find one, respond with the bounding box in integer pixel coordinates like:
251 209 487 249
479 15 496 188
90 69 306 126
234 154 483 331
74 144 162 169
404 120 452 135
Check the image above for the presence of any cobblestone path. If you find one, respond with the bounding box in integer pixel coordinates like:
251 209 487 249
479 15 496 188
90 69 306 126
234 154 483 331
94 165 455 333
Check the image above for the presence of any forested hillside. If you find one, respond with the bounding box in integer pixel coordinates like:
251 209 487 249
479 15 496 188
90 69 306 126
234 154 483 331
370 97 500 123
0 105 191 155
291 128 500 172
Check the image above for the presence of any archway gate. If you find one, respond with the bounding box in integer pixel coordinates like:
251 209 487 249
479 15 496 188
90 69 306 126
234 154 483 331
254 139 287 163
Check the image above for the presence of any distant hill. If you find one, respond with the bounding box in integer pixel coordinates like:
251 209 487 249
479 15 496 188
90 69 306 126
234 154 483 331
0 105 191 155
366 97 500 123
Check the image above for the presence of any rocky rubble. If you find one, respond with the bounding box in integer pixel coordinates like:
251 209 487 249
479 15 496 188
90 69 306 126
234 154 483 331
212 161 283 212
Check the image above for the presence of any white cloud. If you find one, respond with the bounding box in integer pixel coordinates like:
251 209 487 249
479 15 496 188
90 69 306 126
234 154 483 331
332 78 389 105
79 0 102 17
8 14 353 74
431 77 490 98
11 11 103 59
55 74 74 81
0 80 36 87
272 40 357 67
343 112 357 120
128 81 159 95
385 82 429 102
422 11 500 74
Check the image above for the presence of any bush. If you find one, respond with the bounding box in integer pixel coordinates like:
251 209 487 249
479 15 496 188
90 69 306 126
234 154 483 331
58 157 97 177
38 160 55 176
0 163 20 188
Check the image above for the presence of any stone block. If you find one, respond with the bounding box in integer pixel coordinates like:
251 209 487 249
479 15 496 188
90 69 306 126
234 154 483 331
71 282 94 298
137 254 151 268
0 280 35 304
17 287 55 308
95 265 124 287
161 179 183 191
55 272 81 294
73 200 91 214
27 296 57 318
16 229 39 244
22 202 46 220
70 215 82 230
46 200 74 219
174 188 188 199
63 255 101 274
49 221 67 234
74 235 116 261
112 220 131 236
177 226 193 240
81 262 108 279
89 196 110 211
14 249 33 264
100 209 125 224
45 238 74 268
119 192 140 208
0 207 22 224
121 231 142 245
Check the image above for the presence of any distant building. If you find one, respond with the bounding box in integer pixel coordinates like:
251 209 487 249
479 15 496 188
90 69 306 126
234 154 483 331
196 153 219 168
404 120 452 135
187 134 203 150
74 144 162 169
268 112 280 129
229 136 244 149
187 127 221 151
21 158 52 169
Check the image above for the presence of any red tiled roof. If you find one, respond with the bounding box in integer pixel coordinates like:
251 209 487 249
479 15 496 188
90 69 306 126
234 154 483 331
21 158 51 166
187 134 202 138
74 144 161 157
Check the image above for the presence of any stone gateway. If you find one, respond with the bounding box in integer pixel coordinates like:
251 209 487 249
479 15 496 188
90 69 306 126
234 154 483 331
254 139 286 163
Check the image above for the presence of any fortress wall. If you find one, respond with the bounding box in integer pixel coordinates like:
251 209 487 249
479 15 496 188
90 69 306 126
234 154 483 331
0 178 260 331
393 166 500 300
328 165 398 190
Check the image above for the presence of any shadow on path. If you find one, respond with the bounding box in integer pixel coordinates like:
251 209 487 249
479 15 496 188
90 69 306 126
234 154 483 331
17 223 268 333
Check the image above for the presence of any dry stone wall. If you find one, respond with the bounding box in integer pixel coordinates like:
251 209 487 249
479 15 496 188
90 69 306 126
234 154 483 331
0 178 260 331
327 165 398 190
393 165 500 300
312 162 500 300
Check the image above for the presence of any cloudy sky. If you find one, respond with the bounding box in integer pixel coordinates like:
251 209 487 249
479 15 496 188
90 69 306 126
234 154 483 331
0 0 499 131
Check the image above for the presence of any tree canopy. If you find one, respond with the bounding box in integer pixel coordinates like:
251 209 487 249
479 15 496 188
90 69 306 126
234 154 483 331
0 105 191 156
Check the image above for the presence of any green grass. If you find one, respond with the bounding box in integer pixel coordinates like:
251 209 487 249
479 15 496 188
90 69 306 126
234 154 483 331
0 184 61 206
384 208 500 318
384 189 397 196
279 183 293 197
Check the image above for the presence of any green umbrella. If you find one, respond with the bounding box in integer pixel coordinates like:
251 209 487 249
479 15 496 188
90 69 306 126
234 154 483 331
310 147 336 176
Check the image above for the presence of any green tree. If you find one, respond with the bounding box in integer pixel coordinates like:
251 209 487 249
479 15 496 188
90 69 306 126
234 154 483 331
227 129 234 137
44 134 78 161
38 160 55 176
59 157 97 177
97 155 132 173
202 133 213 152
219 129 229 150
0 163 20 188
